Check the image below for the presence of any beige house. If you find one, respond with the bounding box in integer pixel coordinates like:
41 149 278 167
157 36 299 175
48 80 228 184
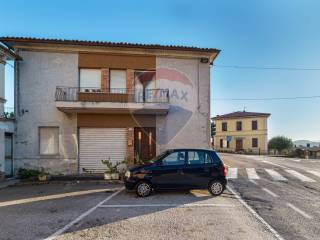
212 111 270 154
0 37 219 175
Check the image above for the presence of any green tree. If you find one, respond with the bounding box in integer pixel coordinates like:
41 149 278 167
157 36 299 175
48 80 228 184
268 136 294 153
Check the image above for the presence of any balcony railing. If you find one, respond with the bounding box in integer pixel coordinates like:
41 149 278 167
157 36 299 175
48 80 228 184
55 87 169 103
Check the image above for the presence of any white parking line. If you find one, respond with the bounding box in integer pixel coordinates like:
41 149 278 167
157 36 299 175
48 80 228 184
246 168 260 180
227 184 285 240
286 203 313 219
261 188 279 198
307 170 320 178
99 203 235 208
227 167 238 179
285 170 316 182
265 169 287 181
0 188 119 207
44 187 124 240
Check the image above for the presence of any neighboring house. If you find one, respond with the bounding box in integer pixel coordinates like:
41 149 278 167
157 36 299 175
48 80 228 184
292 146 320 159
0 37 219 175
0 44 21 177
212 111 271 154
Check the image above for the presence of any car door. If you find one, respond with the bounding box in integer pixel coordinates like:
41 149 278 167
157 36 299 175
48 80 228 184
150 150 186 189
183 150 214 188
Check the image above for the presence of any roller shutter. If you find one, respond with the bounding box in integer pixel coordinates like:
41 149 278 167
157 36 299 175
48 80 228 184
79 128 127 173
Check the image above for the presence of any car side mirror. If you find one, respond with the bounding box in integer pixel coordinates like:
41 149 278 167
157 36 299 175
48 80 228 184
156 160 163 166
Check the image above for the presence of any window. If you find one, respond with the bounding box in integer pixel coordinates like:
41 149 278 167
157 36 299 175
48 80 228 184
39 127 59 155
187 151 212 165
110 70 126 93
227 141 230 148
80 69 101 90
236 121 242 131
162 151 185 166
220 139 223 148
252 138 258 148
252 120 258 130
222 122 227 131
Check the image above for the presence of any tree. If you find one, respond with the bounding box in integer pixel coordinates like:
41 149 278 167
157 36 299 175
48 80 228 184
268 136 294 153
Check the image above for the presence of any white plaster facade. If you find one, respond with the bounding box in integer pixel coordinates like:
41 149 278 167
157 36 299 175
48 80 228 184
15 51 78 174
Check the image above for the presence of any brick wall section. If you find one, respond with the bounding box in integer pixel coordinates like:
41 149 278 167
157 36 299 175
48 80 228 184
101 68 109 91
127 127 135 166
126 69 135 92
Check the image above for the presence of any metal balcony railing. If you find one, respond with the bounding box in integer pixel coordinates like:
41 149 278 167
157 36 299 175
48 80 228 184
55 87 169 103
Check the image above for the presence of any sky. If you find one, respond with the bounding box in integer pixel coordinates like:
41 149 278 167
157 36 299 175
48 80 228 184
2 0 320 141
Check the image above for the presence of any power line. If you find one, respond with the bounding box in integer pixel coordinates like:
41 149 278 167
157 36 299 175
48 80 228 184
212 95 320 101
213 64 320 71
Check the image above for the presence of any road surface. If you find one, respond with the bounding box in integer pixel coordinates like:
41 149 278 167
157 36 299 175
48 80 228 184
220 153 320 240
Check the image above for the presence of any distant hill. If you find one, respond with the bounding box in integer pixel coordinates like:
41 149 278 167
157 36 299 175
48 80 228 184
293 140 320 147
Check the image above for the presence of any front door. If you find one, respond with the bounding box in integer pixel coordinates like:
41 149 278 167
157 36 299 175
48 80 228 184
236 139 243 151
134 127 156 162
151 150 186 189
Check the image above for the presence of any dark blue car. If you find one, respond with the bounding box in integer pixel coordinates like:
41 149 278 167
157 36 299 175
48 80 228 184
124 149 227 197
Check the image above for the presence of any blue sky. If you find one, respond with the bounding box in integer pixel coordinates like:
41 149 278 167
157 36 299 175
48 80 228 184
2 0 320 141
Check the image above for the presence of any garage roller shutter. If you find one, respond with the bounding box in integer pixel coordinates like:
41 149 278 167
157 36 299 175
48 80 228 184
79 128 127 173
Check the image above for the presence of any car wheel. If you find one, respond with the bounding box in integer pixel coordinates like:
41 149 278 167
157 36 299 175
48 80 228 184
208 180 225 196
135 181 152 197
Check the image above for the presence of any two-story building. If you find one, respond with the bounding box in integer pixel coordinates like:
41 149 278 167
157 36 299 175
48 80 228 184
212 111 270 154
0 37 219 175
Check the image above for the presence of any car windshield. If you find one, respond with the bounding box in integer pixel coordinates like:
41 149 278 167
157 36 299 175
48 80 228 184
149 151 168 163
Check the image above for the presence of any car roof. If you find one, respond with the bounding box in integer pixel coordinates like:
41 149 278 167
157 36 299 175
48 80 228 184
167 148 215 152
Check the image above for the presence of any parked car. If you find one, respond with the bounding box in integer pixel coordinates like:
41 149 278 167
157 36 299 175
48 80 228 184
124 149 227 197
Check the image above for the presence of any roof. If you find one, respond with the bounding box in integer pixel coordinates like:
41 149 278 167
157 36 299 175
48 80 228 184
0 37 220 55
212 111 271 120
294 146 320 152
0 44 22 60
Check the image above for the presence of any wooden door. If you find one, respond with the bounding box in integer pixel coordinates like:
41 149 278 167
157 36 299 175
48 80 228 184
134 127 156 162
236 139 243 151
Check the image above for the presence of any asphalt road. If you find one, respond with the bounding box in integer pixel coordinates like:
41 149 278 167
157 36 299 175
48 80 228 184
220 153 320 240
0 181 277 240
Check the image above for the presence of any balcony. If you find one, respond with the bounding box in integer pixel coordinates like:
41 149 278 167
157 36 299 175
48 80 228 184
55 87 170 115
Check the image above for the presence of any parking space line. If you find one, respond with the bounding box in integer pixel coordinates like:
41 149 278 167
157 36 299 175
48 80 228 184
285 170 316 182
246 168 260 180
0 188 121 207
44 187 124 240
286 203 313 219
261 188 279 198
227 184 284 240
98 203 235 208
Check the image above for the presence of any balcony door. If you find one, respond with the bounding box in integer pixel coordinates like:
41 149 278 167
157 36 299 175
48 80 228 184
79 69 101 91
110 70 126 93
134 71 156 102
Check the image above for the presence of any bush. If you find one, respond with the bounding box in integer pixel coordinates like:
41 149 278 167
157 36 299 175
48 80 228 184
17 168 41 179
268 136 294 153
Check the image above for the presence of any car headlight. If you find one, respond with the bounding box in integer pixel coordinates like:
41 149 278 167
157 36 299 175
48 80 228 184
125 170 131 178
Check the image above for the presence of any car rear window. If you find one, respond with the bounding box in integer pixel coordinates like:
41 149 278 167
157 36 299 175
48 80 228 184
210 151 222 164
187 151 213 165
